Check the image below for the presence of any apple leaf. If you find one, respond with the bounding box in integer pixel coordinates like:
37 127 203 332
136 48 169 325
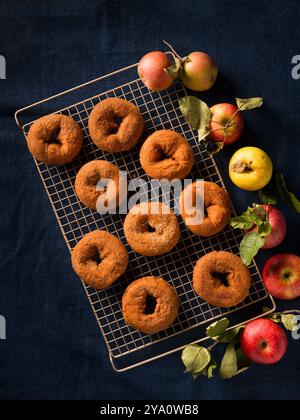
179 96 212 142
220 334 252 379
240 232 265 266
230 216 254 230
281 314 299 332
165 57 182 79
236 97 263 111
230 204 269 230
198 360 218 380
219 341 238 379
181 345 211 377
258 189 278 205
247 204 268 224
206 318 230 339
257 221 272 238
217 326 245 344
275 172 300 213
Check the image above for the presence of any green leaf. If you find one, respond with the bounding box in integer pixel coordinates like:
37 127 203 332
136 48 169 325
206 318 230 339
219 342 238 379
201 360 218 379
240 232 265 266
236 97 263 111
275 172 300 213
257 222 272 238
258 189 278 205
230 216 254 230
179 96 212 141
181 345 211 376
281 314 299 331
165 57 182 79
247 204 268 225
217 326 245 344
231 204 268 231
220 335 252 379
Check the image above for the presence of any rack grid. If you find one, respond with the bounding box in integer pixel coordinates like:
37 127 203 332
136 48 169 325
15 59 275 372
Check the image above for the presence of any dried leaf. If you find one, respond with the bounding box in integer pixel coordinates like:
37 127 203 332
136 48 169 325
236 97 263 111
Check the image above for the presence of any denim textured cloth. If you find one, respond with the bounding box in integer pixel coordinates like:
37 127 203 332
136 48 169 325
0 0 300 400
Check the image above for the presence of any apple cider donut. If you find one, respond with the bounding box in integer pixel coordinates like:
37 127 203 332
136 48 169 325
75 160 126 211
193 251 251 308
122 277 179 334
140 130 194 180
124 202 180 257
71 231 129 290
27 114 83 165
88 98 144 153
180 181 231 237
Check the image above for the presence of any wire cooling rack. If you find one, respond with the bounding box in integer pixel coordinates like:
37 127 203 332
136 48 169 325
15 57 275 372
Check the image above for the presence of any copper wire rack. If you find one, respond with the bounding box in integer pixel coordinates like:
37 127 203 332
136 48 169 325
15 57 276 372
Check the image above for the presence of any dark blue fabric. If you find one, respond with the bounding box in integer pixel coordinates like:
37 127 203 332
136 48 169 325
1 0 300 400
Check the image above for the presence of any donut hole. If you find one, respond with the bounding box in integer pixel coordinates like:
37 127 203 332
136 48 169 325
46 127 62 145
213 272 230 288
108 116 123 135
144 294 157 315
155 145 175 162
90 248 102 266
146 223 156 233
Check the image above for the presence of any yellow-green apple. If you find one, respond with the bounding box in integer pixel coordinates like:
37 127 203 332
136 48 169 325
245 205 287 249
181 52 218 92
241 319 288 365
229 147 273 191
208 103 244 144
263 253 300 300
138 51 175 92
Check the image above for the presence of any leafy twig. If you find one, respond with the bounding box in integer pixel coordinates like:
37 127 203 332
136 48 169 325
182 309 300 380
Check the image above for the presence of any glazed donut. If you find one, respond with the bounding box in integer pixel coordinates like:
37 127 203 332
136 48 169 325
75 160 126 211
180 181 231 237
27 114 83 165
124 202 180 257
71 231 128 289
88 98 144 153
122 277 179 334
140 130 194 180
193 251 251 308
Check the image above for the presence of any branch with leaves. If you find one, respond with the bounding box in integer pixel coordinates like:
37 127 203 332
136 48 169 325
179 96 263 155
230 203 271 266
182 310 300 380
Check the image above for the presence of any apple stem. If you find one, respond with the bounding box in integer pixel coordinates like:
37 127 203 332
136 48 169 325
163 40 182 61
208 342 219 351
281 310 300 315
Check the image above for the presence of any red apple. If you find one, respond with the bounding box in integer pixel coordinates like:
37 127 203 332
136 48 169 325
208 103 244 145
241 318 288 365
245 205 287 249
263 253 300 300
181 51 218 92
138 51 175 92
